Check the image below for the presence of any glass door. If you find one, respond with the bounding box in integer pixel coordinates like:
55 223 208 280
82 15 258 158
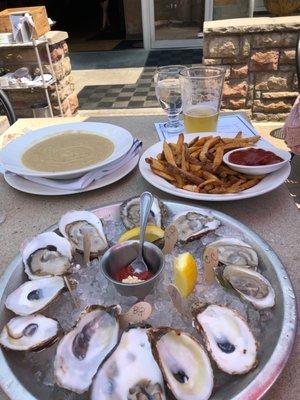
141 0 256 50
148 0 204 49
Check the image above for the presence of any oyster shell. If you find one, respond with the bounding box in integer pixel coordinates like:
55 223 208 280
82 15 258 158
54 305 120 394
120 196 168 229
22 232 72 280
59 210 108 257
192 304 257 375
172 211 220 243
206 238 258 267
222 265 275 309
91 325 166 400
0 314 59 351
5 276 65 316
148 328 213 400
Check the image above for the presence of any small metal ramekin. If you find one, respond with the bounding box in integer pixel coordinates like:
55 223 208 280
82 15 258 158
100 240 165 298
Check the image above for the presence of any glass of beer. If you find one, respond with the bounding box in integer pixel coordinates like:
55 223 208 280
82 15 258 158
180 66 225 133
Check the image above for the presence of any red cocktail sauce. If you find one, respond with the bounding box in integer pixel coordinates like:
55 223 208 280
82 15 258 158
228 148 284 166
115 265 153 282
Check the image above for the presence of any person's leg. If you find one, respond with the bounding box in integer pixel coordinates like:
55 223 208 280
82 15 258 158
101 0 109 30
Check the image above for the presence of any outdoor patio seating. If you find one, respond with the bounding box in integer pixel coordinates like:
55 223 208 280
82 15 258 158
0 3 299 400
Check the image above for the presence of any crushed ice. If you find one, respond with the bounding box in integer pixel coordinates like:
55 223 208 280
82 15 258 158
18 208 272 395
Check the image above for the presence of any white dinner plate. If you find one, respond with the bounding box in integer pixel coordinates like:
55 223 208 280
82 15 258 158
139 132 291 201
0 122 133 179
4 154 139 196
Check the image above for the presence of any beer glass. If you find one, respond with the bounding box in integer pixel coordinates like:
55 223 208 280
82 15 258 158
180 66 225 133
154 65 187 134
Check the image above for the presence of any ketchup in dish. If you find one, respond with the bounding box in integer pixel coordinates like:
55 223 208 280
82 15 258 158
228 148 284 166
115 264 153 284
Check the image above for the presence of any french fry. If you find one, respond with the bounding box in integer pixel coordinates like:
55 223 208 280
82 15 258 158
163 142 177 166
189 164 202 173
226 179 246 193
202 170 222 183
198 179 222 189
218 165 241 176
204 183 214 191
221 137 259 152
145 157 165 172
176 133 184 154
238 178 261 190
181 144 188 171
244 136 260 143
183 184 199 192
199 137 220 162
151 168 176 182
213 146 224 170
190 148 202 158
187 136 199 148
208 186 229 194
164 163 205 185
186 152 202 165
189 145 203 153
195 136 212 147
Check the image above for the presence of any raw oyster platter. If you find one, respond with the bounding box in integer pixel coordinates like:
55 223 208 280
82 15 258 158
0 197 296 400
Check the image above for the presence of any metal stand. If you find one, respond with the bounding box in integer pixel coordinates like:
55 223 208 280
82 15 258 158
0 37 64 118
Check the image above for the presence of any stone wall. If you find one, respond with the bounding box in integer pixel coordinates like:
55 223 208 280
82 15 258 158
0 31 78 118
203 16 300 121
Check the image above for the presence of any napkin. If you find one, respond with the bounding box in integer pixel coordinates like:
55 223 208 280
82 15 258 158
7 140 142 191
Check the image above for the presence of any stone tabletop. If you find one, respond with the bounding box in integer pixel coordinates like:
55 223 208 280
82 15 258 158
0 116 299 400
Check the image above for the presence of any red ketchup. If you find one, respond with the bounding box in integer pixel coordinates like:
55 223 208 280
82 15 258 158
229 148 284 166
115 265 153 282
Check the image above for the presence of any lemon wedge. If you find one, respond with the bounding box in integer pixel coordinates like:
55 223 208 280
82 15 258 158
118 225 165 243
174 252 198 298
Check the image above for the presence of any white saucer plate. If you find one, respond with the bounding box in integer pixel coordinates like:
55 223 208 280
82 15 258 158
4 154 139 196
0 122 133 179
139 132 291 202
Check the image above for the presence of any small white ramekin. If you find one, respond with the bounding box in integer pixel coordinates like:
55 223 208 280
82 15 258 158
223 146 291 175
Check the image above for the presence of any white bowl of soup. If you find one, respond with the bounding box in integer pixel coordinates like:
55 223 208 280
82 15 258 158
0 122 133 179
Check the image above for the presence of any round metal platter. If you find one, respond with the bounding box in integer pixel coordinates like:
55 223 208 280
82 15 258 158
0 200 297 400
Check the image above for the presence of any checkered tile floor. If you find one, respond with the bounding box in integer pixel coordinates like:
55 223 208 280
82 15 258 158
78 49 202 110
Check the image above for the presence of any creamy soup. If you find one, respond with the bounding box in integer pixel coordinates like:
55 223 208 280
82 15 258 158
22 131 115 172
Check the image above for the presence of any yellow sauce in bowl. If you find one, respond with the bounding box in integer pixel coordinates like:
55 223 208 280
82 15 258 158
21 131 114 172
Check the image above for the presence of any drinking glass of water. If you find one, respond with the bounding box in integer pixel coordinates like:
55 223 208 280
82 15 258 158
154 65 187 134
180 66 225 133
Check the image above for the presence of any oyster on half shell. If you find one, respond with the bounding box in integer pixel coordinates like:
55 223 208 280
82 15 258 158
120 196 168 229
5 276 65 316
206 238 258 267
0 314 59 351
222 265 275 309
92 325 166 400
59 210 108 257
172 211 220 243
22 232 72 280
192 304 257 375
54 305 120 394
148 328 213 400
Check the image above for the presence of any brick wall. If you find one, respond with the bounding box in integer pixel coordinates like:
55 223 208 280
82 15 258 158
203 16 300 121
0 31 78 118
